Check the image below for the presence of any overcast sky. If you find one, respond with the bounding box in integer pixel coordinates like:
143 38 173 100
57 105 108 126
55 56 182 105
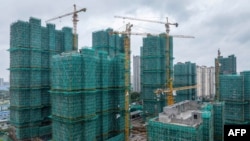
0 0 249 81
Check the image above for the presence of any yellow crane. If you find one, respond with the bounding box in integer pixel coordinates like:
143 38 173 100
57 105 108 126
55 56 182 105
110 23 133 141
114 16 195 106
111 28 195 141
45 4 87 51
154 83 198 97
215 49 221 101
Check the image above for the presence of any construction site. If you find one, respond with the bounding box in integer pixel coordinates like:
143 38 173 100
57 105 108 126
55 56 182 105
4 3 250 141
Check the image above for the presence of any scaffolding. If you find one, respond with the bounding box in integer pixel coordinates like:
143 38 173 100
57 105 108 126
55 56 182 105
92 29 126 140
50 50 97 141
141 35 173 118
9 17 74 140
213 102 225 141
173 62 197 103
50 41 126 140
219 72 250 124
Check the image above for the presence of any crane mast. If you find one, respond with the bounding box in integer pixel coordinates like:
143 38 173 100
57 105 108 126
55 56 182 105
124 23 132 141
45 4 86 51
73 4 79 51
111 23 133 141
215 49 221 101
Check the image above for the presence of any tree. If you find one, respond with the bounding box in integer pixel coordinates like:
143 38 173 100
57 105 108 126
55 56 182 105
130 92 141 103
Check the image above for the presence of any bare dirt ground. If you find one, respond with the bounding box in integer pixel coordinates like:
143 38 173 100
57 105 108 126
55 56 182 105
130 117 147 141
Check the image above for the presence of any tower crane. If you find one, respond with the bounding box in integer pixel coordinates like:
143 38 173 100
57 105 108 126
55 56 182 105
45 4 87 51
110 24 194 140
114 16 195 106
154 84 198 96
110 23 133 141
215 49 221 101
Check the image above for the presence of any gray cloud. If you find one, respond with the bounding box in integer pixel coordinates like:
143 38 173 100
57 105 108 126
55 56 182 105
1 0 250 81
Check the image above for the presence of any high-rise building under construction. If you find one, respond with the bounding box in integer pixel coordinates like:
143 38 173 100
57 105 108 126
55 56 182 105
141 34 173 119
173 62 197 103
9 17 73 140
9 17 127 140
216 54 236 75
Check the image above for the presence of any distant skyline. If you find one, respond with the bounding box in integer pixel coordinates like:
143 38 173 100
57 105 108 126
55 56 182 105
1 0 250 81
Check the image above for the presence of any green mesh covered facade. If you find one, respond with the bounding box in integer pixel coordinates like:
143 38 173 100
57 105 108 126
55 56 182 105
213 102 225 141
92 28 124 58
219 72 250 125
147 118 203 141
50 49 98 141
215 55 237 75
9 17 74 140
147 102 213 141
202 104 214 141
92 28 126 141
174 62 197 103
50 27 126 141
141 35 173 119
241 71 250 122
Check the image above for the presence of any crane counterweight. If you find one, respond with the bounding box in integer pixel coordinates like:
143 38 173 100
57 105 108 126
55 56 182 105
45 4 87 51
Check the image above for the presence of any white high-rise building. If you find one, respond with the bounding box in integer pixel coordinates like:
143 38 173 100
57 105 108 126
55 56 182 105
196 66 215 98
133 56 141 92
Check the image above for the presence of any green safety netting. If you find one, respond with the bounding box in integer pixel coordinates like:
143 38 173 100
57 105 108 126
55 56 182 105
147 117 203 141
9 17 75 141
50 90 96 120
220 75 243 101
241 71 250 100
10 108 42 126
52 117 96 141
174 62 197 103
213 102 225 141
141 35 173 117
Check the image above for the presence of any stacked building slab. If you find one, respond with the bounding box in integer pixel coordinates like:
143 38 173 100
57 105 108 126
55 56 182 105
92 29 126 140
173 62 197 103
141 34 173 119
147 100 214 141
9 17 73 140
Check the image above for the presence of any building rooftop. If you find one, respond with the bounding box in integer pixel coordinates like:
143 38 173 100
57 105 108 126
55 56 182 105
158 100 203 127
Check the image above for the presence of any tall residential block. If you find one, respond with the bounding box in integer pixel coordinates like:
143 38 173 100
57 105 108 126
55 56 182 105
215 54 236 74
196 66 215 98
50 47 126 141
173 62 197 103
133 55 141 92
92 28 126 140
50 49 97 141
219 71 250 125
9 17 74 140
141 34 173 118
